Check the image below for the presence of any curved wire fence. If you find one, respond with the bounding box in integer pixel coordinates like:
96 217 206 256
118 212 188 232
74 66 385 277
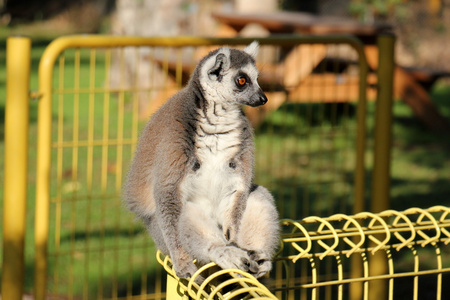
158 206 450 299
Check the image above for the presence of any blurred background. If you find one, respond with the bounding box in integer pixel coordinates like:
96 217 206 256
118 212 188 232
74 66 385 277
1 0 450 299
1 0 450 68
1 0 449 220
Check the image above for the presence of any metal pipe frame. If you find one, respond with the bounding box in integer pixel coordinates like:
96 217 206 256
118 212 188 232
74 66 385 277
2 36 31 300
31 35 369 300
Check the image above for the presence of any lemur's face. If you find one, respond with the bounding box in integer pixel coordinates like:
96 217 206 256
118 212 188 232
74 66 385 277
199 43 268 107
229 63 268 107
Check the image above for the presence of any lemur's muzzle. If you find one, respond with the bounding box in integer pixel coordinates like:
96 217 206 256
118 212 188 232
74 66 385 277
247 89 268 107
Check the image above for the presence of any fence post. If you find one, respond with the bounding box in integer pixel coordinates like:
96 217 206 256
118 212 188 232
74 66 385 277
370 33 396 299
1 36 31 300
372 33 395 214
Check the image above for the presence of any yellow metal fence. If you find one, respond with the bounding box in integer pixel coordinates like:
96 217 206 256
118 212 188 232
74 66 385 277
0 34 411 299
157 206 450 299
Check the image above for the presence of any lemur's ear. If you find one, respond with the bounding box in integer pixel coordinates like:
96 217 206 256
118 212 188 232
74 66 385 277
244 41 259 58
208 48 230 81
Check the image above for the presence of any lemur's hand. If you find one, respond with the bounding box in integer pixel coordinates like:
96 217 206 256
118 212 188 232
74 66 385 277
172 252 198 279
247 250 272 278
209 245 253 273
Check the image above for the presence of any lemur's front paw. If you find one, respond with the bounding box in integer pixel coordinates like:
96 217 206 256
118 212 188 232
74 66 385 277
173 258 199 279
210 245 254 273
247 250 272 278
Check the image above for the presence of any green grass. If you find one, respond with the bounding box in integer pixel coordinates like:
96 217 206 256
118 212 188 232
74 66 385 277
1 36 450 298
389 84 450 210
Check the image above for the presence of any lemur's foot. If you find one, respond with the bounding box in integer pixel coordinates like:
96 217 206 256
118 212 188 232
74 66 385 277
210 246 272 278
173 256 199 279
247 250 272 278
210 245 254 272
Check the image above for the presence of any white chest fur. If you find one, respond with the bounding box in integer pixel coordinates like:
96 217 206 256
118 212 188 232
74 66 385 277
180 102 245 223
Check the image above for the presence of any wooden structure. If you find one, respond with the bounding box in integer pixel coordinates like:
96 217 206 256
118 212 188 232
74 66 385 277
213 11 450 131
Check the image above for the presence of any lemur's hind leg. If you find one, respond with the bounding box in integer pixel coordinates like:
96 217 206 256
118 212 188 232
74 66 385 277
142 215 198 279
179 187 279 278
142 216 169 255
178 202 255 274
236 185 280 278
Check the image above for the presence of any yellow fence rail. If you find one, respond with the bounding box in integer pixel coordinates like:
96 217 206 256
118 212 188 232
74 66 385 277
1 34 401 299
157 205 450 299
157 251 278 300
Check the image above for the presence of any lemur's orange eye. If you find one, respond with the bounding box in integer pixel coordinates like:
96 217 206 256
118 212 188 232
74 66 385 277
238 77 246 86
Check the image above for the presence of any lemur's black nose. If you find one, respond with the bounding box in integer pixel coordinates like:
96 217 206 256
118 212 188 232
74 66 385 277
245 89 268 107
260 94 268 105
257 89 268 105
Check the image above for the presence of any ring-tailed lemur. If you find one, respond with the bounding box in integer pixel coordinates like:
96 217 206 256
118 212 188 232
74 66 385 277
124 42 279 279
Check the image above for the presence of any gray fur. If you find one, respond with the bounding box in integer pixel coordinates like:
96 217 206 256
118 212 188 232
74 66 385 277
124 42 279 279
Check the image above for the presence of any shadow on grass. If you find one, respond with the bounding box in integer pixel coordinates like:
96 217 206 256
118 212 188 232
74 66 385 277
256 102 357 135
112 267 166 299
390 83 450 211
391 178 450 211
394 274 450 300
57 227 145 243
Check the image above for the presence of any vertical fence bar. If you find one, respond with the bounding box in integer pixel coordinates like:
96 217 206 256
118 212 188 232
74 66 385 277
1 36 31 300
370 33 396 299
353 47 370 215
350 40 370 300
371 33 395 214
35 39 58 300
